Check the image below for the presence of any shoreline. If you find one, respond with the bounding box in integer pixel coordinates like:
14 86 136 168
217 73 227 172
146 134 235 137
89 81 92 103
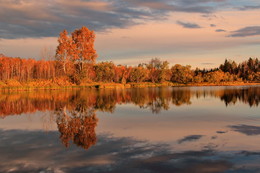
0 82 259 91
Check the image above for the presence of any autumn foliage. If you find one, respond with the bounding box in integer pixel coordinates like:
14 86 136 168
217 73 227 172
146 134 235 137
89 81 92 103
0 26 259 87
56 108 98 150
55 26 97 84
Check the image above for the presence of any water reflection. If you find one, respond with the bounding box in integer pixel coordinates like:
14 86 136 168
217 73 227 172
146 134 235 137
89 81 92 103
219 87 260 106
0 86 259 150
56 106 98 150
229 124 260 136
0 86 260 172
1 129 260 173
0 86 259 118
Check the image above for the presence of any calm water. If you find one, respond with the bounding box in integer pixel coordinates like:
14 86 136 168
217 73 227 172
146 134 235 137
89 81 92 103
0 86 259 173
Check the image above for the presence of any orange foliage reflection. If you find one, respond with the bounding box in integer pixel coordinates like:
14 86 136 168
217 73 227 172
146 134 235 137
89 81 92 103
56 107 98 150
0 87 259 150
0 87 259 118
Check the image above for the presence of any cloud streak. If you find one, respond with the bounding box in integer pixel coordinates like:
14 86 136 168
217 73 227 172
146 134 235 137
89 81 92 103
216 29 226 32
176 21 202 28
177 135 204 144
238 5 260 11
228 26 260 37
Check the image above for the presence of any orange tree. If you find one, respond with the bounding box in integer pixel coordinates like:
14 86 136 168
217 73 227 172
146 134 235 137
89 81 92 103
55 26 97 83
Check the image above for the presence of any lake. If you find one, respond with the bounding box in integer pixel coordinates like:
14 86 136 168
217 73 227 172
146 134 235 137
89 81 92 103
0 86 259 173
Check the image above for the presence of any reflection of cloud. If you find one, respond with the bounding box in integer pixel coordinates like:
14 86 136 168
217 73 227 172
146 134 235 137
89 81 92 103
228 26 260 37
216 131 227 134
0 129 235 173
176 21 202 28
203 143 219 150
239 151 260 156
229 124 260 136
178 135 204 144
211 136 218 139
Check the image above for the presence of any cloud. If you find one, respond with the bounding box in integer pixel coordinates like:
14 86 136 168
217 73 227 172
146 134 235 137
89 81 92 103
229 124 260 136
228 26 260 37
176 21 202 28
238 5 260 11
201 13 218 20
0 0 226 39
215 29 226 32
178 135 204 144
201 62 215 65
120 0 221 13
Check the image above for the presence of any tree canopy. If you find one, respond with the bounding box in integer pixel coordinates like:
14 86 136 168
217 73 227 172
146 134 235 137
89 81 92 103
0 26 259 85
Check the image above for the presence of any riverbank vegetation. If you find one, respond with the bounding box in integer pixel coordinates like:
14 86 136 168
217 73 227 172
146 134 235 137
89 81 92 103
0 26 259 89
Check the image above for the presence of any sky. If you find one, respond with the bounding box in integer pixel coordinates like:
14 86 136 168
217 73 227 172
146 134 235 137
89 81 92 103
1 0 260 68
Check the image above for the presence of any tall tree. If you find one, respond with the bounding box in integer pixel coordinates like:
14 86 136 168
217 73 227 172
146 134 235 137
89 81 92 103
55 27 97 83
146 58 170 83
55 30 74 75
72 26 97 74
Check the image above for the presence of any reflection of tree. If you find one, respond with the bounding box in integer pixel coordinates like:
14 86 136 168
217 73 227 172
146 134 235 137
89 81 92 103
0 87 259 150
171 88 191 106
216 87 260 107
190 87 260 107
1 87 259 119
95 89 117 113
0 90 72 118
56 106 98 150
136 88 171 113
219 87 260 107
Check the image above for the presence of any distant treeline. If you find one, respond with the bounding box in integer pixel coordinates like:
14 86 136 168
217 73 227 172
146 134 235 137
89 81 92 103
0 56 259 85
0 26 259 85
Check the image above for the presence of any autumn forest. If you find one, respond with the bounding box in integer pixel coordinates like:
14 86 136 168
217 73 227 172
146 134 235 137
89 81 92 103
0 26 259 89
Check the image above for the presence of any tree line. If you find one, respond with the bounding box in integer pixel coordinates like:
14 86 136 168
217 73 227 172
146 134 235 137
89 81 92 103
0 26 259 85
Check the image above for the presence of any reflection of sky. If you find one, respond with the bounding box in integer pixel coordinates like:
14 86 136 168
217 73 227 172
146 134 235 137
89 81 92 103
96 98 260 152
0 87 259 153
0 86 260 172
0 111 57 131
0 129 260 172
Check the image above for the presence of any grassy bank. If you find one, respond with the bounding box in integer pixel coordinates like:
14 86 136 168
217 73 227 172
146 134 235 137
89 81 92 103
186 82 260 87
0 79 259 91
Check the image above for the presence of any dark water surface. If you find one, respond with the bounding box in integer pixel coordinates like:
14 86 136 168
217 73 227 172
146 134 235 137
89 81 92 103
0 86 259 173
